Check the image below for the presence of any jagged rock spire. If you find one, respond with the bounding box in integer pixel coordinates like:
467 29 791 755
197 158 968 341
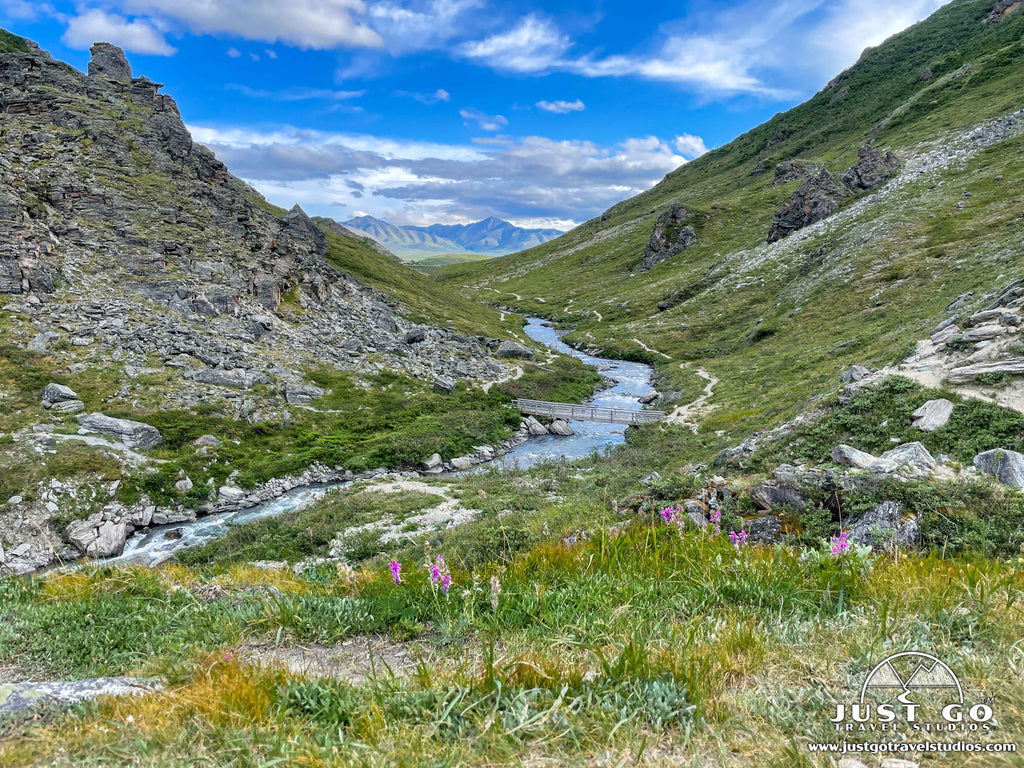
88 42 131 82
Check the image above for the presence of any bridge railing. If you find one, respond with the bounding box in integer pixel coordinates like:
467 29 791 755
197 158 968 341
515 398 665 426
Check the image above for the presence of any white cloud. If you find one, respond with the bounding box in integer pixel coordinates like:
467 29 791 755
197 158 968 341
190 123 685 227
1 0 54 20
456 0 949 97
248 51 260 61
62 10 177 56
808 0 949 74
226 47 241 57
673 133 708 158
459 107 508 132
265 49 278 59
228 84 365 101
368 0 482 54
396 88 450 105
119 0 383 49
460 15 571 73
536 99 585 114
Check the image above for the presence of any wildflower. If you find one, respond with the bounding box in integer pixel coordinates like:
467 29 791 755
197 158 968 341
831 531 849 556
660 506 675 524
729 529 748 553
389 560 402 585
428 555 452 594
709 509 722 525
224 651 234 662
441 573 452 595
490 575 501 611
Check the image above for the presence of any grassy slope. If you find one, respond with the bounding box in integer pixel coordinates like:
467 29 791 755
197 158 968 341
438 0 1024 456
0 28 29 54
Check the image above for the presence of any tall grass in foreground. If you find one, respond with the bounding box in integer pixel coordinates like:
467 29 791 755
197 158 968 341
2 516 1022 766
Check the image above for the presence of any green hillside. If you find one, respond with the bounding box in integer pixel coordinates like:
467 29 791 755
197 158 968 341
439 0 1024 452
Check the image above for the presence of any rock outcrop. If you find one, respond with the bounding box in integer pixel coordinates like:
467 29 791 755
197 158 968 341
0 39 513 423
846 501 919 551
839 145 901 191
641 204 698 271
766 169 847 242
76 413 164 449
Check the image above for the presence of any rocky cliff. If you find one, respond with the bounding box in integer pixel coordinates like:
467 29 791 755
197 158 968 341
0 40 510 399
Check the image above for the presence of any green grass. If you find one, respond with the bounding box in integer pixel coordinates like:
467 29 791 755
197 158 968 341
2 504 1022 766
176 487 447 566
0 28 29 55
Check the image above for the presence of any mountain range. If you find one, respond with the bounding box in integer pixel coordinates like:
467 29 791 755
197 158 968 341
341 215 563 258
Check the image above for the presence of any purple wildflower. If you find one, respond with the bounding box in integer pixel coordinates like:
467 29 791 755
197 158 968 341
389 560 402 585
441 573 452 595
660 506 675 523
729 529 748 553
831 531 849 556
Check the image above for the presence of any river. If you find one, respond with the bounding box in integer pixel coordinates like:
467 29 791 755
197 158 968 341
108 317 655 566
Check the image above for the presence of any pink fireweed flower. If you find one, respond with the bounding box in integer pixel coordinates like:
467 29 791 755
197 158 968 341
729 529 747 553
831 531 850 556
389 560 402 584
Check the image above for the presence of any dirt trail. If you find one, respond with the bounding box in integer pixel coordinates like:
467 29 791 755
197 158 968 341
482 364 523 393
666 365 718 432
632 338 671 360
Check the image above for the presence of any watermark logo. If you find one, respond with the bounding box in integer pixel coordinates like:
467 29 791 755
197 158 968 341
832 651 992 734
807 651 1017 757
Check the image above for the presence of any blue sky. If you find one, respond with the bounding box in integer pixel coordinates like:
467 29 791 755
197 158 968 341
1 0 947 229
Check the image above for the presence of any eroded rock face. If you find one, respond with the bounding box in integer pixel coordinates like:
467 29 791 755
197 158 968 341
839 145 901 191
772 160 820 186
766 169 847 242
88 43 132 82
66 514 129 557
989 0 1021 23
641 204 698 271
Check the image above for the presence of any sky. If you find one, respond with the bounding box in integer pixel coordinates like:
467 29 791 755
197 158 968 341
1 0 949 230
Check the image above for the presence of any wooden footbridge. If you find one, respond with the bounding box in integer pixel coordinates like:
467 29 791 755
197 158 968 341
516 398 665 426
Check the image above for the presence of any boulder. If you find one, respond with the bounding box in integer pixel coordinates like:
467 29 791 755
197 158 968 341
879 442 937 474
174 476 194 493
766 169 847 242
743 515 783 544
947 358 1024 384
218 486 245 501
41 383 77 407
547 418 575 436
151 508 196 526
839 365 872 383
962 324 1004 342
432 376 456 394
638 390 660 405
66 515 129 558
404 328 426 344
831 444 877 469
911 399 954 432
450 456 475 471
51 399 85 413
846 501 918 551
973 449 1024 488
839 145 901 191
524 416 549 436
421 453 442 471
641 204 698 271
88 43 132 82
285 384 325 404
76 413 163 449
496 341 535 360
750 483 807 510
194 434 221 447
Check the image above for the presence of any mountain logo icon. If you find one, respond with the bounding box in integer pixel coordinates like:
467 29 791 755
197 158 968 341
859 651 963 704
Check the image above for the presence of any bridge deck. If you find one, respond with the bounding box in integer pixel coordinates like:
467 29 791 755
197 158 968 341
516 398 665 426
